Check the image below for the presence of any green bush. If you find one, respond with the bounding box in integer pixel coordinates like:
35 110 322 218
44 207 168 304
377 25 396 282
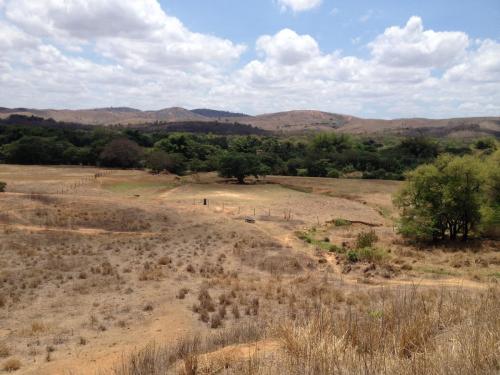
356 230 378 248
347 251 359 263
0 182 5 192
334 218 351 227
328 244 343 253
327 168 340 178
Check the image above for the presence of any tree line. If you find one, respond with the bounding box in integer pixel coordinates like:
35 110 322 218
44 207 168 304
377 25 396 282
0 117 497 183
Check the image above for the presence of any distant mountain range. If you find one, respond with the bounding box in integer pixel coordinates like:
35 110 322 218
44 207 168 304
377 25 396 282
0 106 499 138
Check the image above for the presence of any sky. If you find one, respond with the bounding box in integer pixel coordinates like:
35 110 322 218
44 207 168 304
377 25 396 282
0 0 499 118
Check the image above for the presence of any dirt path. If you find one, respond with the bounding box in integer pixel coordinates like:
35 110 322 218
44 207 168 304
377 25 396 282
0 223 157 237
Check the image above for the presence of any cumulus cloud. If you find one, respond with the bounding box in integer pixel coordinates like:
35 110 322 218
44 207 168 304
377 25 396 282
4 0 245 69
229 18 500 116
0 3 499 119
277 0 322 12
256 29 320 65
369 16 469 68
444 39 500 82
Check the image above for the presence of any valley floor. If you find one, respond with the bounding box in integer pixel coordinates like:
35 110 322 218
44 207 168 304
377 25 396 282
0 166 497 374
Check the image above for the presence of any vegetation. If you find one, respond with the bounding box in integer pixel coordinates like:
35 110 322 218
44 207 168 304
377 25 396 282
0 182 5 192
1 115 496 181
396 151 500 241
218 152 270 183
99 138 143 168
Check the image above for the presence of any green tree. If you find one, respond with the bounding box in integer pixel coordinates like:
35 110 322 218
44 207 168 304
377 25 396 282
480 150 500 237
218 152 269 184
145 150 171 174
395 155 487 241
99 138 143 168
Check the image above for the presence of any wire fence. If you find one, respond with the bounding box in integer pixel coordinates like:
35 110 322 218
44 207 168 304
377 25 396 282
52 170 113 195
191 198 296 221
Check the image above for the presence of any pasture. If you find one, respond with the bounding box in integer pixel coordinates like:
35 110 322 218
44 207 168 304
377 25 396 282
0 165 497 374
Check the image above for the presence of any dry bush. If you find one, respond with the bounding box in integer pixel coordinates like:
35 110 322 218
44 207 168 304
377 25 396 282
176 288 189 299
2 358 21 372
210 313 223 329
356 229 378 248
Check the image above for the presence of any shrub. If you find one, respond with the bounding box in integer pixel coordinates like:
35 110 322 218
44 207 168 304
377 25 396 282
347 251 359 263
328 244 342 253
210 313 223 329
0 182 5 192
356 230 378 248
2 358 21 372
358 247 388 263
334 218 351 226
327 169 340 178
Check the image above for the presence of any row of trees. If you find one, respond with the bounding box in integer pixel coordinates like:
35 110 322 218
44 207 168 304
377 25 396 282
2 122 495 182
396 151 500 241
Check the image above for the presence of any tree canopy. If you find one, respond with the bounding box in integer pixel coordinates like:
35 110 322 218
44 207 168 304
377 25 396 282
218 152 270 184
395 152 500 241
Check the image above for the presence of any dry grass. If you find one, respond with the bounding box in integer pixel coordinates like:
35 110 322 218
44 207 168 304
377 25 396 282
113 322 265 375
115 285 499 375
267 286 500 375
0 165 498 374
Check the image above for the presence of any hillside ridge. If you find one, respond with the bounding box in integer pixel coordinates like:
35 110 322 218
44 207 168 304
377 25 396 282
0 106 498 137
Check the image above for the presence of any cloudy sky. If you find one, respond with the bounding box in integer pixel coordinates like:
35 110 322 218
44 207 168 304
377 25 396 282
0 0 499 118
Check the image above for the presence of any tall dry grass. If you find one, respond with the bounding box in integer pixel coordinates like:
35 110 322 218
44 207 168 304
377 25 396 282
112 322 265 375
113 286 499 375
268 286 499 375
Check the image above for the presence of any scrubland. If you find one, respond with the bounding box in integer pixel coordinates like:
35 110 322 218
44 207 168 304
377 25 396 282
0 166 497 374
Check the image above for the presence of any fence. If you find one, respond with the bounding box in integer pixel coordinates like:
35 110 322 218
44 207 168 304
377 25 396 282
191 198 295 221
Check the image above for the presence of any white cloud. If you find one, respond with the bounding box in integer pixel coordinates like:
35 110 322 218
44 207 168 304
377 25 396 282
0 5 499 119
444 39 500 82
256 29 320 65
227 18 500 117
277 0 322 13
369 16 469 68
4 0 245 70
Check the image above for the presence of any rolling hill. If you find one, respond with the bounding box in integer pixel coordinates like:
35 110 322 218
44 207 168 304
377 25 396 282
0 107 498 137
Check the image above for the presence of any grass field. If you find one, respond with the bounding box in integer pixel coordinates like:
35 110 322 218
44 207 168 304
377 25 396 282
0 165 497 374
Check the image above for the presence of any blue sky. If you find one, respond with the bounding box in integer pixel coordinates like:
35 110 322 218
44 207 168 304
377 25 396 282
163 0 500 62
0 0 499 118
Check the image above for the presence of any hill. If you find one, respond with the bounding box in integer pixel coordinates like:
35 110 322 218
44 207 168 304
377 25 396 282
0 107 498 137
191 108 249 118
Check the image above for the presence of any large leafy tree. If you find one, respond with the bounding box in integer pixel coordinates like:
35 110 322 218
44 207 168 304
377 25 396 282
99 138 143 168
395 154 497 241
218 152 270 184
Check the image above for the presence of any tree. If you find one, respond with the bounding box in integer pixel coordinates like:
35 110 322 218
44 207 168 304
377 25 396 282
395 155 486 241
99 138 142 168
480 150 500 237
145 150 186 175
218 152 269 184
2 136 69 164
145 150 170 174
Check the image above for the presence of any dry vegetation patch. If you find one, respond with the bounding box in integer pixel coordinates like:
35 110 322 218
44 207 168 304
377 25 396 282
0 166 498 374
